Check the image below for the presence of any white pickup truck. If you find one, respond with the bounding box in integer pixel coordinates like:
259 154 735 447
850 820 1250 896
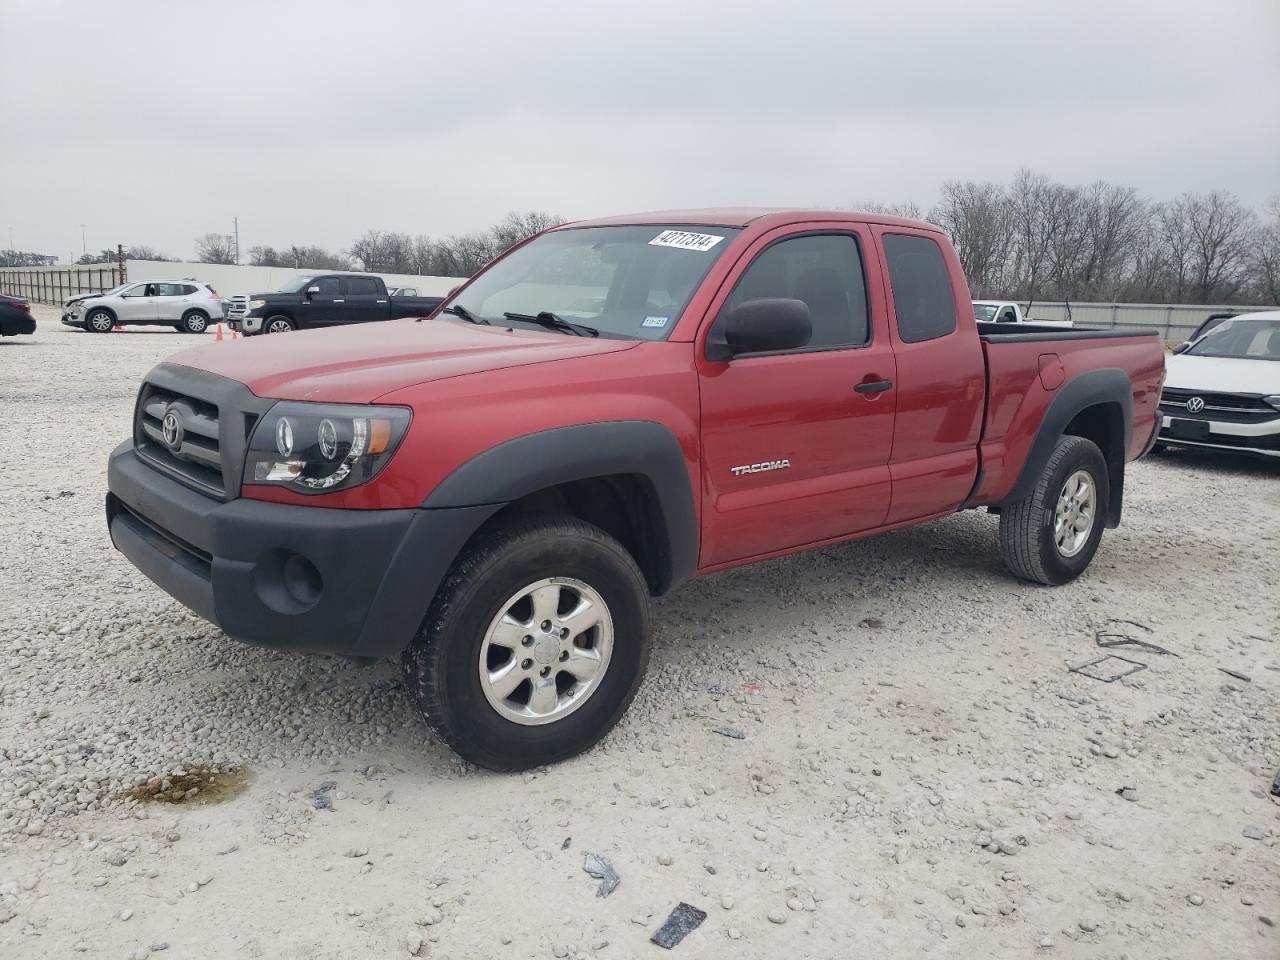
973 300 1073 328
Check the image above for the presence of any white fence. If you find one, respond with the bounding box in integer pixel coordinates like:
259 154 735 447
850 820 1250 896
1019 301 1279 340
0 260 466 303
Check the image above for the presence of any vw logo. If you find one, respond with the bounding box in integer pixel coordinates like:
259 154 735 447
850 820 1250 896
161 409 183 450
1185 396 1205 414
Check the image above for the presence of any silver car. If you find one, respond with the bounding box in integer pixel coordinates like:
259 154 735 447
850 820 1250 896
62 280 223 334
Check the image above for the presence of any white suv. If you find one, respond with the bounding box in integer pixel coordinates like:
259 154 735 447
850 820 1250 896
1158 311 1280 460
62 280 223 334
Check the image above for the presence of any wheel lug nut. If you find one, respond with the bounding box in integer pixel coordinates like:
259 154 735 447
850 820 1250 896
521 635 533 646
560 628 570 639
540 620 552 632
559 650 569 662
521 659 533 670
540 666 551 678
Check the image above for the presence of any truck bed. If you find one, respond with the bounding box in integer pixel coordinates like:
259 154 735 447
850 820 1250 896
969 323 1165 506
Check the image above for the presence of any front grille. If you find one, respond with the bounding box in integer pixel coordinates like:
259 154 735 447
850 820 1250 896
1159 388 1278 424
135 385 225 496
226 296 248 319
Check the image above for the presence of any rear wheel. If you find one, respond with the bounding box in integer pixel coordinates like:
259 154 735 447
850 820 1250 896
402 515 651 771
999 435 1109 585
180 310 209 334
86 309 114 332
264 315 295 334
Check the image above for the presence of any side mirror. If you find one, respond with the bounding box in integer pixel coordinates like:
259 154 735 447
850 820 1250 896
1172 341 1191 355
709 298 811 361
306 285 320 296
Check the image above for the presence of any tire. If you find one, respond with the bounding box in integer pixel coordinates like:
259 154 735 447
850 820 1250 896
86 309 115 333
402 515 652 771
999 435 1109 586
264 315 295 334
180 310 209 334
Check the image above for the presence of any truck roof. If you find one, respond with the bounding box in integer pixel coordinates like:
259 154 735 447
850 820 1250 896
562 208 940 233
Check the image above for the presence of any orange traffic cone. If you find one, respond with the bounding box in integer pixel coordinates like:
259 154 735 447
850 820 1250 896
215 323 224 342
231 327 239 340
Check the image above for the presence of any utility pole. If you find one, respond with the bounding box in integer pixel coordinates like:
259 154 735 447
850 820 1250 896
80 224 87 257
232 216 240 265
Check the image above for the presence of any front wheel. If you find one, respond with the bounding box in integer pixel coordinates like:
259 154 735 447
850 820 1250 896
402 516 651 771
264 315 295 334
999 435 1109 585
86 309 115 333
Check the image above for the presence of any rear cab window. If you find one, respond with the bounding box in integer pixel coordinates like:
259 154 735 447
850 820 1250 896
883 234 957 343
343 277 382 295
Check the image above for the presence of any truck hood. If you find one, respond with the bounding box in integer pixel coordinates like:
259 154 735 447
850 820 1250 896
1165 354 1280 395
166 317 639 403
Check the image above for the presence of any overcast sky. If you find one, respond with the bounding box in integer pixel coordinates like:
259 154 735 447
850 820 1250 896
2 0 1277 262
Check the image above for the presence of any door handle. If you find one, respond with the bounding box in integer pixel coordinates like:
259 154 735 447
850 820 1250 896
333 299 345 303
854 379 893 394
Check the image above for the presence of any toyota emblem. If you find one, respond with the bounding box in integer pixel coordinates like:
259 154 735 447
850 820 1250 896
1185 396 1205 414
161 410 183 450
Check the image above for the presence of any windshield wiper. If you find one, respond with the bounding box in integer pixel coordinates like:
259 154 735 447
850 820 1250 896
503 311 599 338
441 303 489 325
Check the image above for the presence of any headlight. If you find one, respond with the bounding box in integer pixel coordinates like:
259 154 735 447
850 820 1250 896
1265 395 1280 411
244 402 411 494
247 299 267 310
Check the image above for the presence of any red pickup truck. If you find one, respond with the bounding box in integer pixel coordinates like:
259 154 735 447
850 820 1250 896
106 209 1164 770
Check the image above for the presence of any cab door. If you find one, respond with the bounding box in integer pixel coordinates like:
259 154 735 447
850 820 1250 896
697 225 897 567
152 282 186 321
301 276 343 326
116 282 158 323
873 229 985 524
341 276 388 324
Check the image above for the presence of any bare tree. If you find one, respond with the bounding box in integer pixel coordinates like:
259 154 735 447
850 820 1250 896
126 244 171 261
194 233 236 265
1252 195 1280 305
1183 191 1257 303
490 211 566 252
855 200 925 221
929 181 1010 298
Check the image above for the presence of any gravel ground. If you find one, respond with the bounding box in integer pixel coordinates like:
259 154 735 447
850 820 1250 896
2 306 1278 959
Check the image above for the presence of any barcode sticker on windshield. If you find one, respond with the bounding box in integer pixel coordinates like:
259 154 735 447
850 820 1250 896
649 230 724 252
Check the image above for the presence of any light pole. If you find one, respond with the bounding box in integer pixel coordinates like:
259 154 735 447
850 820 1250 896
232 216 240 265
80 224 87 257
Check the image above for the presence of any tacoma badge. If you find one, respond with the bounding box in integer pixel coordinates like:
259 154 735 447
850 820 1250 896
731 459 791 476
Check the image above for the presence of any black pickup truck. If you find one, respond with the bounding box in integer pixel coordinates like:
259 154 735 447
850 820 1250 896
228 274 443 335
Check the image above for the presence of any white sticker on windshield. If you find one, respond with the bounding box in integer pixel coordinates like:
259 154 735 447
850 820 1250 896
649 230 724 253
642 316 669 328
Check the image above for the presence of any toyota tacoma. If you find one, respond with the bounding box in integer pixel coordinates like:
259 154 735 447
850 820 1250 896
106 209 1165 770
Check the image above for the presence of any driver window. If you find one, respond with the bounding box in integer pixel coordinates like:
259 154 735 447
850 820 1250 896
122 283 149 297
721 234 870 350
313 277 340 295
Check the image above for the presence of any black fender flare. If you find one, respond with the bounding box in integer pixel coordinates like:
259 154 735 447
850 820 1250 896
422 420 698 593
998 368 1132 527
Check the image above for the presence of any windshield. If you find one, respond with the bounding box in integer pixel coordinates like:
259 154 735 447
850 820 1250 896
449 225 741 340
1187 317 1280 361
973 304 999 321
277 276 316 293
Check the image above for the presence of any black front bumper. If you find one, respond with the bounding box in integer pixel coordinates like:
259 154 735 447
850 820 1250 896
107 443 498 657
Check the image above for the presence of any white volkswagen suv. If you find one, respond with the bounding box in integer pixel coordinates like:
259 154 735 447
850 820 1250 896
62 280 223 334
1157 311 1280 460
